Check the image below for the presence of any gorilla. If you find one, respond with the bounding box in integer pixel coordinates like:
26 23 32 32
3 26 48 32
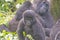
17 10 45 40
50 19 60 40
34 0 54 37
15 1 33 21
8 1 33 32
35 0 54 28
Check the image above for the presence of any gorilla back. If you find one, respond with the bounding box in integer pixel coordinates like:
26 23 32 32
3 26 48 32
15 1 32 21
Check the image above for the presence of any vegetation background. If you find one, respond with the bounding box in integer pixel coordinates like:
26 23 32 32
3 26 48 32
0 0 25 40
51 0 60 21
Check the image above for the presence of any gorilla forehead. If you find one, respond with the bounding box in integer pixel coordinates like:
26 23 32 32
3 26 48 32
23 10 36 18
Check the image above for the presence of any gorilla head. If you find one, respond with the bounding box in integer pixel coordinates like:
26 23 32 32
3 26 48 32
39 1 49 13
36 1 49 15
23 10 36 26
22 10 36 32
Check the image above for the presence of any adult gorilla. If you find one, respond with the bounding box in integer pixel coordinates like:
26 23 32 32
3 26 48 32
35 0 54 28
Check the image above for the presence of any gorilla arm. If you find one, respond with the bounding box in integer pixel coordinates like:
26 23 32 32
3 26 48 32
17 19 25 40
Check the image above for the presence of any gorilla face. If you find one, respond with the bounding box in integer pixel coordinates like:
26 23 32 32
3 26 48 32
23 10 36 26
36 1 49 16
39 1 49 14
24 16 33 26
24 17 33 32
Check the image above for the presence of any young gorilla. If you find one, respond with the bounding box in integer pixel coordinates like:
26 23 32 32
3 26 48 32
50 19 60 40
8 1 33 32
35 0 54 28
17 10 45 40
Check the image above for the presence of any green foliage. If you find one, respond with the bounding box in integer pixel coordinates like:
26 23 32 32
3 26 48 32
51 0 60 21
0 30 34 40
0 30 18 40
16 0 25 4
23 31 34 40
26 34 34 40
0 0 25 12
0 0 25 25
0 12 15 26
0 0 14 12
